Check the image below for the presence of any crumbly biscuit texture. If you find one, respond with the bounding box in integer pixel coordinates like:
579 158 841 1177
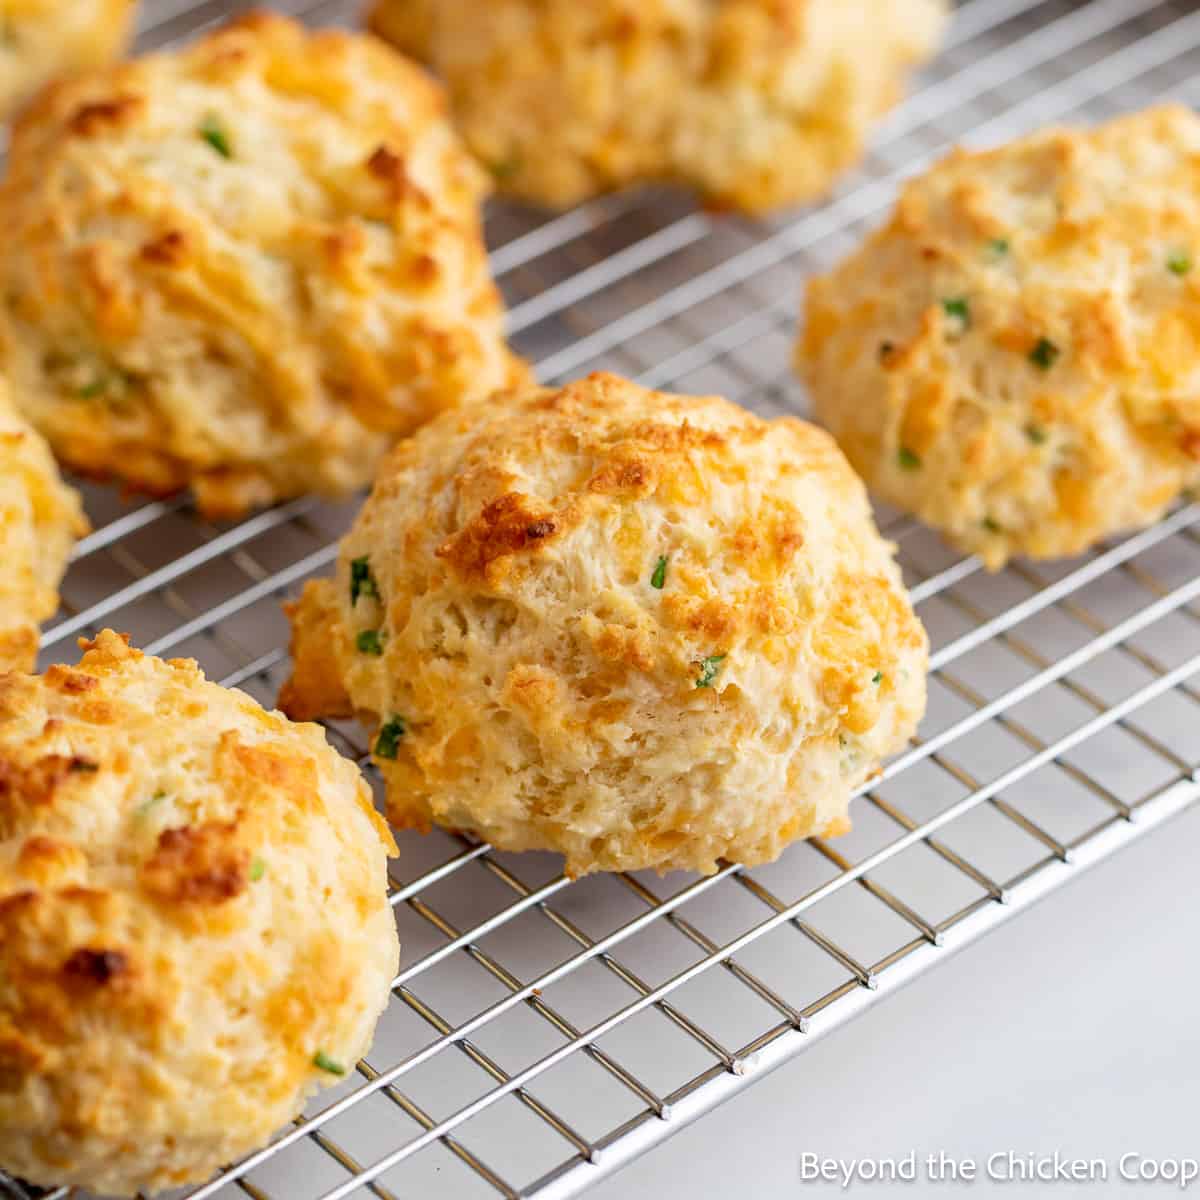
0 11 524 519
0 379 86 673
369 0 946 212
0 631 399 1196
0 0 134 117
800 105 1200 567
281 373 928 876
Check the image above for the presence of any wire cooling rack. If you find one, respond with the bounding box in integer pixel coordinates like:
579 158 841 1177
8 0 1200 1197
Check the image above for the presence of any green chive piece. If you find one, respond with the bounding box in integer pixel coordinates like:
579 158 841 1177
1168 250 1192 276
136 790 167 819
488 153 522 181
940 297 970 329
349 556 379 605
650 556 668 589
1025 425 1048 445
374 715 406 759
199 115 232 159
76 367 135 401
249 857 266 882
695 655 726 689
982 516 1002 534
897 446 921 471
1029 337 1060 370
987 237 1009 259
872 671 883 685
313 1051 346 1076
356 629 386 656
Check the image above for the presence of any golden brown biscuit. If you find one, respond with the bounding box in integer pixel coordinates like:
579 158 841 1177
0 0 134 118
369 0 947 212
280 372 928 877
0 12 525 519
0 378 86 673
0 631 399 1196
800 106 1200 568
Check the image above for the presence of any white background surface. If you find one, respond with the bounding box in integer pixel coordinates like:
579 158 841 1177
594 805 1199 1200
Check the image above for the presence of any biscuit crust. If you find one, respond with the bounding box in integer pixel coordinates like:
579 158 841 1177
0 631 399 1196
280 372 928 876
0 0 134 118
0 12 524 519
0 379 86 674
370 0 946 212
800 106 1200 567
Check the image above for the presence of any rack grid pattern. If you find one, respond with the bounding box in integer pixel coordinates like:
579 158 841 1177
7 0 1200 1197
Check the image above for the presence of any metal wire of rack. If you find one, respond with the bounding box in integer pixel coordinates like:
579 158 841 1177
8 0 1200 1197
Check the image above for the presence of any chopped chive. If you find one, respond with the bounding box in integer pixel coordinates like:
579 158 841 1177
982 516 1002 534
75 367 136 401
897 446 922 471
1168 250 1192 276
650 556 668 589
374 715 406 759
136 790 167 819
940 296 970 330
249 857 266 882
312 1051 346 1076
1025 424 1048 445
488 152 522 181
987 237 1010 258
356 629 386 655
349 556 379 605
199 115 232 159
872 671 883 685
695 655 726 689
1029 337 1060 370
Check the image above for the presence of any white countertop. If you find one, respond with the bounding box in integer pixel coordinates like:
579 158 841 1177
595 804 1199 1199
